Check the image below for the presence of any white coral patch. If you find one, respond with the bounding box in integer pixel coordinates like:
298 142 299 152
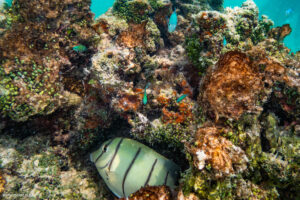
196 150 207 170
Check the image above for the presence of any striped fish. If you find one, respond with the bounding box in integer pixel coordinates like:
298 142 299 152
90 137 180 198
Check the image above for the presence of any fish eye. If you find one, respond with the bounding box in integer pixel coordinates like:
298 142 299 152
103 145 108 152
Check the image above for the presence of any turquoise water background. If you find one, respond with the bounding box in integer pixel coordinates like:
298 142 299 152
90 0 115 19
90 0 299 52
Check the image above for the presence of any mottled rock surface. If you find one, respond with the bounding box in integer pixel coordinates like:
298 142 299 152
0 0 299 199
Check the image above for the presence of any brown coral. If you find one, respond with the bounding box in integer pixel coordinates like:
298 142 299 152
118 185 172 200
268 24 292 42
92 20 109 34
177 190 200 200
117 22 148 48
189 125 248 178
200 51 264 120
162 102 194 124
116 89 144 112
0 171 5 194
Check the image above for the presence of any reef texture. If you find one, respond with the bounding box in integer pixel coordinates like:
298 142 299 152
0 0 299 199
0 133 104 200
118 185 172 200
189 125 248 178
0 0 95 121
199 51 263 120
0 170 4 194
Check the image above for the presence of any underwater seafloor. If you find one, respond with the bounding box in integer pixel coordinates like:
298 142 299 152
0 0 299 199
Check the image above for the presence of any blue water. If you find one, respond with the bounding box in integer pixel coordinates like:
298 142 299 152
224 0 299 53
91 0 299 52
91 0 115 19
0 0 12 8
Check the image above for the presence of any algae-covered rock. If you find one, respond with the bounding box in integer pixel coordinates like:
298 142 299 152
113 0 153 23
0 0 299 199
0 133 105 200
0 0 95 121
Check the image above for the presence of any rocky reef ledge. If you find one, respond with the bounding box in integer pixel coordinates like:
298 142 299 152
0 0 299 199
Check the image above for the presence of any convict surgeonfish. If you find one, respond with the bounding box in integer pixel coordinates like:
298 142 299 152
90 137 180 198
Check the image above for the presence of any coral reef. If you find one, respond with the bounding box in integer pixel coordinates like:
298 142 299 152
90 1 201 155
0 0 95 121
268 24 292 42
0 133 102 200
184 0 274 74
0 170 5 195
113 0 152 23
118 185 172 200
177 190 199 200
189 125 248 177
199 51 263 120
0 0 299 199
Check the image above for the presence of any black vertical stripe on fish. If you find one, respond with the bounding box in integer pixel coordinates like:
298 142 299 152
122 147 142 197
95 138 115 164
108 138 124 171
144 159 158 187
164 171 169 185
98 160 111 169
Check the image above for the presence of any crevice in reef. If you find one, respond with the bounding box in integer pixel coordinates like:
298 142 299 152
0 106 77 141
259 126 271 153
139 137 189 171
74 116 132 157
259 89 294 153
144 108 162 121
262 92 293 126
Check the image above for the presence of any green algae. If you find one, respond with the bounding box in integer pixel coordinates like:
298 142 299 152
251 15 274 44
185 34 206 75
181 166 280 199
113 0 152 23
181 168 279 199
0 60 61 121
141 124 191 149
223 113 300 199
148 0 165 10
